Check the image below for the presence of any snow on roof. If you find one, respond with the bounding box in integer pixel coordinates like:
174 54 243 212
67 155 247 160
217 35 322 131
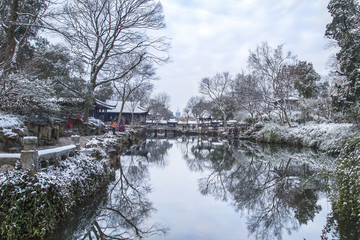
95 99 117 109
178 120 197 125
168 119 177 123
106 101 147 114
199 110 212 118
0 111 23 129
87 117 105 127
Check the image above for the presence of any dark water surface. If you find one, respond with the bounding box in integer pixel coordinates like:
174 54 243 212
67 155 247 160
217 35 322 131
49 137 334 240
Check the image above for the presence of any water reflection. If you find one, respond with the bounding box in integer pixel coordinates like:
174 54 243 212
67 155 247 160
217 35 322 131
49 137 333 240
49 144 168 240
95 153 167 239
146 139 173 167
180 137 330 240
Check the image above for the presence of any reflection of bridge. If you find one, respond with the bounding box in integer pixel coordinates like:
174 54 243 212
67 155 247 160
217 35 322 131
146 127 183 137
146 126 221 137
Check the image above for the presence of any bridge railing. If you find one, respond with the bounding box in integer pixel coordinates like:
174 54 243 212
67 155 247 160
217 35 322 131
0 135 80 172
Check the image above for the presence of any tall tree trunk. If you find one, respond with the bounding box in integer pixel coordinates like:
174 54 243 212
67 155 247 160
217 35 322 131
223 110 227 128
3 0 19 75
83 97 91 123
282 107 292 128
117 101 126 125
83 83 95 123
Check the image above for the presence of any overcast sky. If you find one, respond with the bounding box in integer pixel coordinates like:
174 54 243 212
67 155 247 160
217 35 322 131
154 0 335 114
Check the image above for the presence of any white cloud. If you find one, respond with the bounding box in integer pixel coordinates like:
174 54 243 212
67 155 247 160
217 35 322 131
156 0 333 113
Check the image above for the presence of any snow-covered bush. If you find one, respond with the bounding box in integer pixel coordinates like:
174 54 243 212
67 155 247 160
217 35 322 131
0 111 24 129
322 137 360 239
0 73 59 115
87 117 105 128
253 121 264 129
0 153 113 239
256 123 356 152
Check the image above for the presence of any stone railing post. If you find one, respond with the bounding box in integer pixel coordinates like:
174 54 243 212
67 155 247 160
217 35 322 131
71 135 80 150
20 136 39 172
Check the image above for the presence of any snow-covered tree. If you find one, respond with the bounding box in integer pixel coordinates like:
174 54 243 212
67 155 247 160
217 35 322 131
127 82 153 123
50 0 170 122
0 0 53 112
199 72 233 127
148 92 171 121
294 61 320 99
113 62 156 125
0 73 58 115
0 0 50 76
232 72 262 122
248 42 297 127
325 0 360 121
186 96 211 120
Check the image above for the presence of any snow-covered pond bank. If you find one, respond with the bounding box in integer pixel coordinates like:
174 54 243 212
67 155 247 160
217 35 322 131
0 130 145 239
252 122 358 152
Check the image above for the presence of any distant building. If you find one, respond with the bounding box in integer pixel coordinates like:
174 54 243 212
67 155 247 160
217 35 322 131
198 110 212 126
167 119 178 128
175 108 181 119
91 100 148 125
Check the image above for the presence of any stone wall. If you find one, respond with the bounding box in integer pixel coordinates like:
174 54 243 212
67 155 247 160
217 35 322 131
26 121 61 146
0 127 28 153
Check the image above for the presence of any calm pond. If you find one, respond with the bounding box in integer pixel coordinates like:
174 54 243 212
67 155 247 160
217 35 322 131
49 137 335 240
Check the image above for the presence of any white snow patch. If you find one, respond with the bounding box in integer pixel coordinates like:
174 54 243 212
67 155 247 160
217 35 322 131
38 145 76 156
257 122 355 152
0 111 24 129
2 128 18 138
0 153 21 159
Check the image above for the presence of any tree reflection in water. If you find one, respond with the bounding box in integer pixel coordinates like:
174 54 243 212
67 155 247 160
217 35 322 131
146 139 173 167
89 154 167 239
49 141 169 240
182 137 329 240
50 138 331 240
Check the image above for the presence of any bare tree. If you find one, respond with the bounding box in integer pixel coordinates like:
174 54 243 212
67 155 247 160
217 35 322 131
199 72 233 128
186 96 210 120
186 96 212 129
148 92 170 121
232 72 262 123
127 82 153 124
248 42 297 127
181 107 191 127
50 0 170 121
113 62 156 125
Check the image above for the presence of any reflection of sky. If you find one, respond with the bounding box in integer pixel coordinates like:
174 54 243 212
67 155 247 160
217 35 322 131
288 196 331 240
146 140 330 240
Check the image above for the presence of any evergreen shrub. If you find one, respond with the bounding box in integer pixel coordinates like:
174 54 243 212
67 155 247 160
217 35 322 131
322 137 360 239
0 154 112 239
